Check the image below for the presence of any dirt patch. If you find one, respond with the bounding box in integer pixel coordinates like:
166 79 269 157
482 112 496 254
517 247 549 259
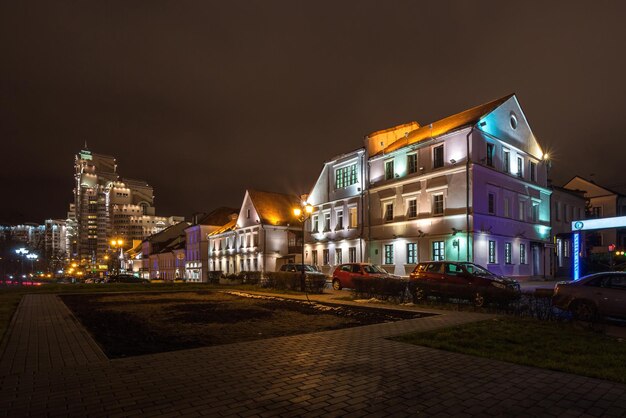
61 291 433 358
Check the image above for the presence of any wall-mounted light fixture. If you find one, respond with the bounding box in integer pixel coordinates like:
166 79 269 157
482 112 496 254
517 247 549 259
450 159 457 164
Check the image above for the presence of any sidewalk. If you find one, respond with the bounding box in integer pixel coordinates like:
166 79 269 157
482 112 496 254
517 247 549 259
1 291 625 417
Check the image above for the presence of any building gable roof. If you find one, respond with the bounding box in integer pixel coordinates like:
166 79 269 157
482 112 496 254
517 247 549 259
563 176 623 198
247 190 302 227
381 94 514 155
208 218 238 236
196 207 240 227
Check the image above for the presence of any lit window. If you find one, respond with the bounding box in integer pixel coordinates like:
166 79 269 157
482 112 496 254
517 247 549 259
520 244 526 264
407 243 417 264
349 207 358 228
312 250 318 266
489 241 496 263
505 242 512 264
335 164 358 189
384 244 394 264
432 241 445 261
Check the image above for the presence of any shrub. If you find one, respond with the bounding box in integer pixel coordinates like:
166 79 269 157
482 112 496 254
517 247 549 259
207 271 223 284
353 277 409 302
240 271 262 285
263 272 327 294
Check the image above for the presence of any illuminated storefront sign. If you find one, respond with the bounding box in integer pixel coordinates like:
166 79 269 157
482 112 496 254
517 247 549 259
571 215 626 280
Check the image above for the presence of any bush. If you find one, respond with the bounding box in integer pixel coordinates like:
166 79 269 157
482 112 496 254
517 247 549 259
207 271 223 284
239 271 262 285
353 277 410 302
263 272 327 294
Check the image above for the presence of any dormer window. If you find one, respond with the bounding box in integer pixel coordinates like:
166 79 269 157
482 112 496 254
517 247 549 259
433 145 444 169
385 159 395 180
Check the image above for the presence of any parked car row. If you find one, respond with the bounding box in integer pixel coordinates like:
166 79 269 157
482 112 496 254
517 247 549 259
330 261 521 307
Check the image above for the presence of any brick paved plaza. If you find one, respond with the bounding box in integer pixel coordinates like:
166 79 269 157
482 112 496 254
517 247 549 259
1 292 625 417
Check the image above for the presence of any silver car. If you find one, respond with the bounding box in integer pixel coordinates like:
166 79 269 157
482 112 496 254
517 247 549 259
552 272 626 321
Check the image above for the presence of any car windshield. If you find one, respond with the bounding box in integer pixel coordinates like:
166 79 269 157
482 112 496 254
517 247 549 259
459 263 495 277
363 264 387 274
293 265 316 272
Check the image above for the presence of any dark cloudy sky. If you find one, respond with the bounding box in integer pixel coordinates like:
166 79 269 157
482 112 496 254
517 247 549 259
2 1 626 224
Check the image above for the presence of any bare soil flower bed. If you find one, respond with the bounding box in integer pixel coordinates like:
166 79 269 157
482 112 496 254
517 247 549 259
61 291 431 358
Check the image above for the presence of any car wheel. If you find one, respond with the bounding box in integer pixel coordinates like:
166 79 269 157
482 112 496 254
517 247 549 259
332 279 342 291
572 300 597 322
474 292 486 308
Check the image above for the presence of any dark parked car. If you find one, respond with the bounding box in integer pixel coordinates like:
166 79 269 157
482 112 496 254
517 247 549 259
107 274 149 284
552 272 626 321
409 261 520 306
331 263 396 290
279 263 321 274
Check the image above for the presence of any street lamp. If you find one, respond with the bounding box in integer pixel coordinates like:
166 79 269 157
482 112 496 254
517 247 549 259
293 199 314 292
15 248 29 280
26 253 38 277
109 239 125 274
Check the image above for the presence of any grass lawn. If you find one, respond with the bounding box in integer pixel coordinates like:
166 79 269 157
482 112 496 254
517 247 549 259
0 283 218 342
391 317 626 384
61 291 427 357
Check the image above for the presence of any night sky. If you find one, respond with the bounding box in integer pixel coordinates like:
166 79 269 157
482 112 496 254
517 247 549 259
2 1 626 224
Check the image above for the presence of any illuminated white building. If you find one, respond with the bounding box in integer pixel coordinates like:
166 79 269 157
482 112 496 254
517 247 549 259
208 190 302 274
366 94 551 278
303 148 367 274
303 94 551 278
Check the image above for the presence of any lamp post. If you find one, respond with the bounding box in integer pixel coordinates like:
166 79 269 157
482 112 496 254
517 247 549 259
293 199 314 292
26 253 38 277
15 248 29 280
109 239 124 275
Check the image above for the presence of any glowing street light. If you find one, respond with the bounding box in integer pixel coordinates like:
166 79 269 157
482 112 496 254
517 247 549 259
293 198 314 292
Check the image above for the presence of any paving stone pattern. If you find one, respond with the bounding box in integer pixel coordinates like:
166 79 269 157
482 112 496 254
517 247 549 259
0 293 625 417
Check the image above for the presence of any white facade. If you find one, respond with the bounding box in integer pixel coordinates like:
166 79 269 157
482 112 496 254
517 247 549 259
302 94 552 278
367 95 551 278
304 148 367 274
208 190 301 274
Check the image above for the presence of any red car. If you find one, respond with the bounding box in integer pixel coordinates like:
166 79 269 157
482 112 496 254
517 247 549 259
331 263 393 290
409 261 520 307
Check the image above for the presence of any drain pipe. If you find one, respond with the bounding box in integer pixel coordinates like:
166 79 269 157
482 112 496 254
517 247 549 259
465 127 473 262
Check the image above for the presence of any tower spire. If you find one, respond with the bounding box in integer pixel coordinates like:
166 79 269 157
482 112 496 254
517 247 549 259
84 140 88 150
